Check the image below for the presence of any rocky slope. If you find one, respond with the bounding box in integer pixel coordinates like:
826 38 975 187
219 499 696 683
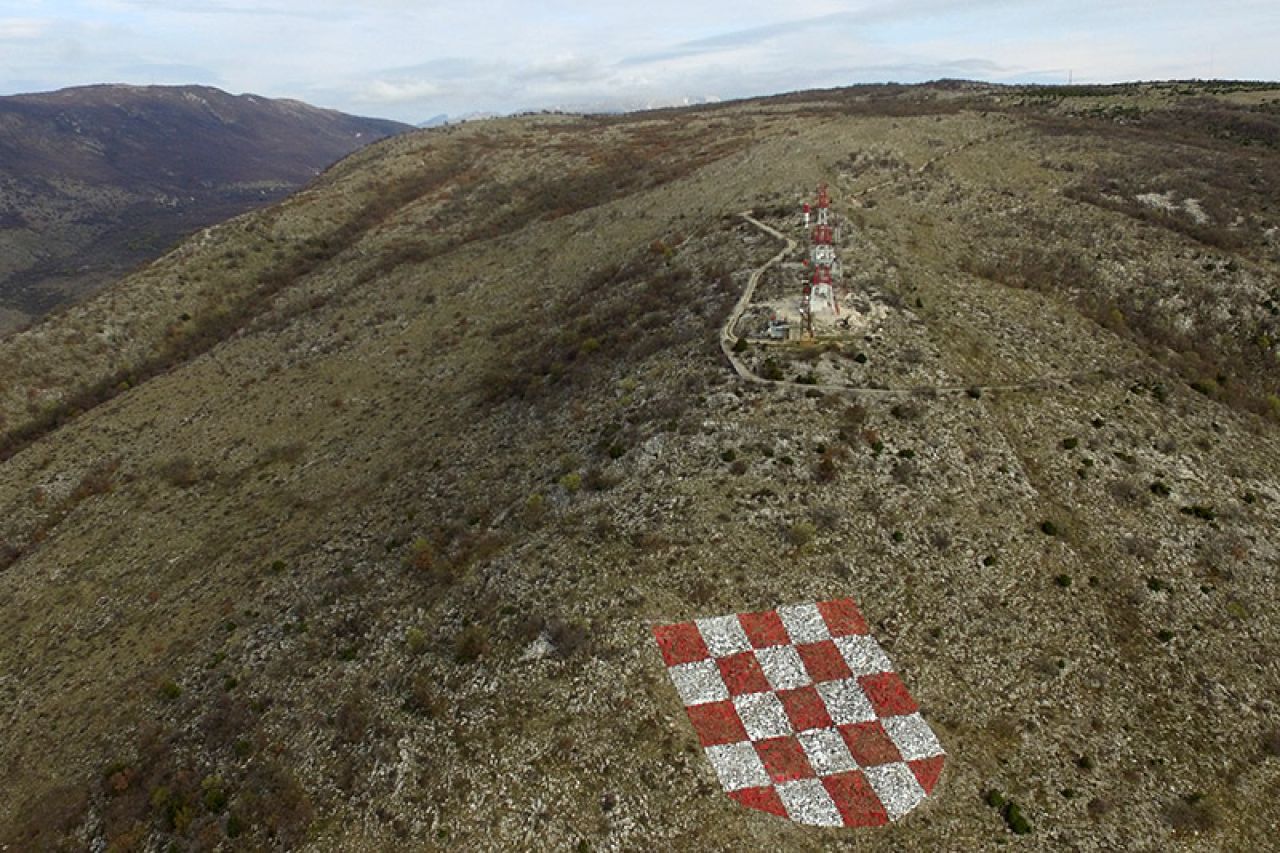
0 81 1278 851
0 84 411 333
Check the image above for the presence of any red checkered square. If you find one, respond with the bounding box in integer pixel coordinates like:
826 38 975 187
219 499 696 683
655 598 945 828
796 640 853 683
739 610 791 648
818 598 869 636
838 721 902 767
717 651 773 696
686 701 748 747
823 771 890 827
754 736 815 783
858 672 919 717
729 786 789 818
653 622 710 667
909 756 946 795
777 686 835 732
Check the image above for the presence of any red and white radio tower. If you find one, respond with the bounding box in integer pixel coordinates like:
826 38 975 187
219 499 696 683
800 184 839 338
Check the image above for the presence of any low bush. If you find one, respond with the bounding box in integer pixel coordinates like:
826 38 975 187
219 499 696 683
786 521 817 549
454 625 490 663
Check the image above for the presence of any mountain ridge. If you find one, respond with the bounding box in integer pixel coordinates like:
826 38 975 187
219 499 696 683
0 83 412 334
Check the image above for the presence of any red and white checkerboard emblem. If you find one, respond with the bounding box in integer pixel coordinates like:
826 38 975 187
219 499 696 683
652 598 945 827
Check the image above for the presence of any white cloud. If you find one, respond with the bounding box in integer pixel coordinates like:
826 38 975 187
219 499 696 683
2 1 1278 119
0 18 50 40
358 79 444 104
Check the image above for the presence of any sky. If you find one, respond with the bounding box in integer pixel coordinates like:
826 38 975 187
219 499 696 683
2 1 1278 123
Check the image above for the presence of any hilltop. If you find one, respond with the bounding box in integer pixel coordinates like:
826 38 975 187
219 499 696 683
0 84 411 334
0 80 1278 850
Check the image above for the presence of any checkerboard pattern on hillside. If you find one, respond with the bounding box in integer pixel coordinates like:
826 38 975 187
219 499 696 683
652 598 945 827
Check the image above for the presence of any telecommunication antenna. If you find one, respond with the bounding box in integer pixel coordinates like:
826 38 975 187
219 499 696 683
799 183 841 337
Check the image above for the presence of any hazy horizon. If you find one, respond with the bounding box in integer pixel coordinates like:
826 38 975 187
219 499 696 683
3 2 1279 123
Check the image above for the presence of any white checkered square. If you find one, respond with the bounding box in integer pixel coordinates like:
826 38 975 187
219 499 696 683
816 678 877 724
654 598 946 828
696 615 752 657
668 659 729 706
882 713 945 761
733 691 793 740
777 603 830 643
755 645 811 690
834 634 892 676
706 742 771 792
797 728 858 777
864 763 926 820
777 778 843 827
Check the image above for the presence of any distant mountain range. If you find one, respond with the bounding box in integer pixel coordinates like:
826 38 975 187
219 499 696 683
416 95 725 127
0 84 412 333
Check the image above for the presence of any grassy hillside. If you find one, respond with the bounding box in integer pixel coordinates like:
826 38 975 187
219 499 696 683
0 81 1278 851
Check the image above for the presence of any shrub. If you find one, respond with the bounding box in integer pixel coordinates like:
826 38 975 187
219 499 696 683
335 693 370 744
406 627 428 655
202 776 228 813
454 625 490 663
814 454 837 483
786 521 817 549
1040 520 1060 536
238 760 313 845
0 541 21 572
1163 794 1218 833
157 455 201 487
260 441 307 465
405 673 449 718
890 459 918 485
1107 478 1144 505
1004 801 1032 835
71 459 120 502
547 618 590 658
523 493 549 527
583 467 619 491
408 538 435 572
732 337 748 353
158 680 182 702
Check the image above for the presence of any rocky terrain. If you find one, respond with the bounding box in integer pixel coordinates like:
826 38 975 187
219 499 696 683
0 84 411 334
0 81 1277 850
